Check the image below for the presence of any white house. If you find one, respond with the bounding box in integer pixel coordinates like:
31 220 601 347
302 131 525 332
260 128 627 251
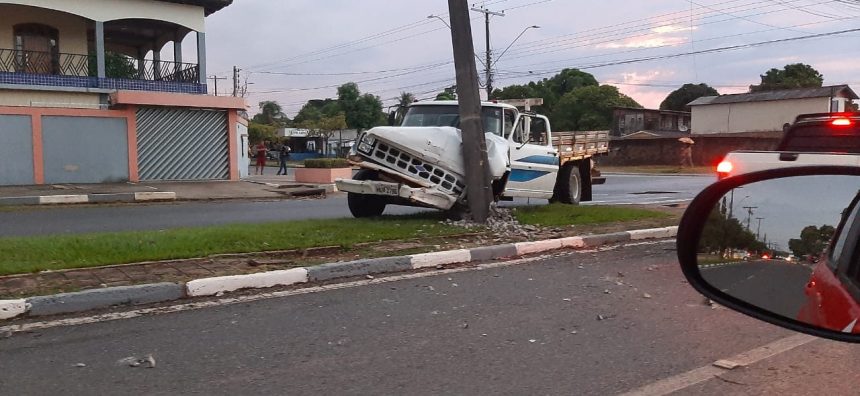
688 85 858 135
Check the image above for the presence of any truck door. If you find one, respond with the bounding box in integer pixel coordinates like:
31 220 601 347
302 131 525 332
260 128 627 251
505 115 558 199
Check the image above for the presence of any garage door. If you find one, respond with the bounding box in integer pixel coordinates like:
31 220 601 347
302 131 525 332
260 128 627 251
136 107 229 181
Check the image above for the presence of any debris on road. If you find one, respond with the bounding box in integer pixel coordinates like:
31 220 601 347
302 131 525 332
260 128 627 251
74 363 86 368
366 275 375 279
117 355 156 368
603 289 611 294
643 293 652 299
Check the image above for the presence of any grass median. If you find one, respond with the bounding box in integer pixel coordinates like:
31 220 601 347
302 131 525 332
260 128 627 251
513 204 669 227
0 214 465 276
0 205 670 276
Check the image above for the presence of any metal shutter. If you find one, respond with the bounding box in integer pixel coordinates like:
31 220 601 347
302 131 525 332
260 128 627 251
136 107 228 181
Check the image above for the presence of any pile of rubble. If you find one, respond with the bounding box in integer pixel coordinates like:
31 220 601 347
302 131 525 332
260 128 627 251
442 205 539 240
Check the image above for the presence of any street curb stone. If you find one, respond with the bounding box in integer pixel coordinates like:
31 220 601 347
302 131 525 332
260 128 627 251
1 226 679 321
88 193 137 203
134 192 177 201
39 194 89 204
468 244 518 262
186 268 309 297
0 299 27 320
0 196 40 206
26 283 185 317
308 256 413 282
410 249 472 269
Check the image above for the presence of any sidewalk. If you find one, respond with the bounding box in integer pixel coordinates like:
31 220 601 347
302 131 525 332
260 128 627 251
0 172 334 206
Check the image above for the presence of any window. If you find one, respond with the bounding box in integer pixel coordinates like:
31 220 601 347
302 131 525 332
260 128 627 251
529 117 548 146
504 109 517 135
13 23 60 74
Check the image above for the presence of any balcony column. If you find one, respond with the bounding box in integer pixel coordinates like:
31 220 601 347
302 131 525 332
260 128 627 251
95 21 106 78
153 48 161 80
197 32 207 86
173 37 183 64
136 47 146 79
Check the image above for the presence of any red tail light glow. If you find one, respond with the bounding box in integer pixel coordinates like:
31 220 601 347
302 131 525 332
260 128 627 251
831 118 853 126
716 161 733 174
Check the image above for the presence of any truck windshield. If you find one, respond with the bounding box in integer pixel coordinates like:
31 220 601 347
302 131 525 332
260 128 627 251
401 105 504 136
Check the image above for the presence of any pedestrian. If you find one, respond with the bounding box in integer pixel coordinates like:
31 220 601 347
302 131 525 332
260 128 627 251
254 140 268 175
277 142 291 175
677 137 694 168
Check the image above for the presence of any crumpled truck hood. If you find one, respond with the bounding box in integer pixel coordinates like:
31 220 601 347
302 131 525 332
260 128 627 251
365 126 509 178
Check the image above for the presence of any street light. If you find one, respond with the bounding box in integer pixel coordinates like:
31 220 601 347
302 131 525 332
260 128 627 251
492 25 540 66
428 15 488 69
427 14 451 29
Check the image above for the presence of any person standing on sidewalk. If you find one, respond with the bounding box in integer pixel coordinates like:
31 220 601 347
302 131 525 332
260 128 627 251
254 141 268 175
677 137 694 168
277 142 291 175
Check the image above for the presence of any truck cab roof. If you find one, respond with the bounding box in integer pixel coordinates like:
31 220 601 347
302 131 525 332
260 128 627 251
408 100 519 111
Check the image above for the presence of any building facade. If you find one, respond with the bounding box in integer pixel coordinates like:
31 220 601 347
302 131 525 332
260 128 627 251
0 0 248 186
688 85 858 135
611 107 691 137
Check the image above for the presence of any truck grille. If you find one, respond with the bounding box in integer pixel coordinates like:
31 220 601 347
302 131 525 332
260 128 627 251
371 142 465 196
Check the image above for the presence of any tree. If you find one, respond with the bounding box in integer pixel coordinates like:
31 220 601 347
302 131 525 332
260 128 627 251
491 68 599 116
252 101 289 126
552 85 641 130
336 83 384 131
660 83 719 111
435 85 457 101
699 206 767 258
293 99 338 126
749 63 823 92
300 112 347 156
89 51 138 79
789 225 836 259
395 91 416 123
248 122 277 144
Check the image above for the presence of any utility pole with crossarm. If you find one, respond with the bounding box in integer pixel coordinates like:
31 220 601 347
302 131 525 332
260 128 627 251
471 5 504 99
449 0 492 222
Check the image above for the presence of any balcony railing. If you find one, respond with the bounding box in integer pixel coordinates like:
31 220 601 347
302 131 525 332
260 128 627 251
0 48 205 94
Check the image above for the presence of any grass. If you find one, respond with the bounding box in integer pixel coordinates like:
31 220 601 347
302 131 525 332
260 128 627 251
0 213 464 275
512 204 668 227
0 205 671 276
600 165 714 174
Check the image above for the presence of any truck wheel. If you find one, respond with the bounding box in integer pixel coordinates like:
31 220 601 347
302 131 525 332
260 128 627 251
555 162 581 205
347 170 387 218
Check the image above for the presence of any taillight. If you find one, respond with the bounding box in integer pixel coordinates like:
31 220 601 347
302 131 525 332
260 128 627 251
831 118 853 126
716 160 733 179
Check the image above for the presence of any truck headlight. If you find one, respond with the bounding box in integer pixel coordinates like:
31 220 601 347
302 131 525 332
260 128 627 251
358 135 376 154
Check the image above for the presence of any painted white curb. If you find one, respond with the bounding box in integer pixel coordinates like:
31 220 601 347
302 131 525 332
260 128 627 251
560 236 585 248
515 239 564 255
39 195 88 204
186 268 309 297
134 192 177 201
411 249 472 269
627 226 678 240
0 299 28 320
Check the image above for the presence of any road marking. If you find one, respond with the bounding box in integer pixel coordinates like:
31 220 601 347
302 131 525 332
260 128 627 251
0 240 674 334
617 333 816 396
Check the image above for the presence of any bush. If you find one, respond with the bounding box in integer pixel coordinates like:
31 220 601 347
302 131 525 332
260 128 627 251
304 158 350 168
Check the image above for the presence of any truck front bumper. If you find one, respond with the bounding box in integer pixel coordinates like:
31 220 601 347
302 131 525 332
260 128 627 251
335 179 458 210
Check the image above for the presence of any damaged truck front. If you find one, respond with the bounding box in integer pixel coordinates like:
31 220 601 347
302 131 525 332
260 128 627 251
335 101 609 218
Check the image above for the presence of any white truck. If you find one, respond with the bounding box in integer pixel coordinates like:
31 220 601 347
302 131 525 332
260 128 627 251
335 100 610 217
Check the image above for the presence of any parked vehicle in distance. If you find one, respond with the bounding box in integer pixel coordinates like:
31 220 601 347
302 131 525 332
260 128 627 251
336 100 609 218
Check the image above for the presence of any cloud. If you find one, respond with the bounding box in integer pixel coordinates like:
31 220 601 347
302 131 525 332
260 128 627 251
596 36 687 49
652 25 695 34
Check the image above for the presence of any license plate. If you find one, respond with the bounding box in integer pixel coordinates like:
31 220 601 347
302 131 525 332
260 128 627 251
373 184 399 196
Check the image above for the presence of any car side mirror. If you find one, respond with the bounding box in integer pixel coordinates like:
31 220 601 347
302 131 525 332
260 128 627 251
677 166 860 343
388 111 398 126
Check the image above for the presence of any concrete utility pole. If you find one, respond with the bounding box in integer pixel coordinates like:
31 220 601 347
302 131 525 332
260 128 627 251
231 66 241 97
471 6 504 99
755 217 764 239
450 0 492 222
208 75 227 96
743 206 758 231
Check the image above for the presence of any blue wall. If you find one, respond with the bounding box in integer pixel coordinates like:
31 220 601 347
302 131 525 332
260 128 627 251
42 116 129 184
0 115 34 186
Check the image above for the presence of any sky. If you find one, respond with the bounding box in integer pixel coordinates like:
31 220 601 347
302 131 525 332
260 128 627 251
195 0 860 117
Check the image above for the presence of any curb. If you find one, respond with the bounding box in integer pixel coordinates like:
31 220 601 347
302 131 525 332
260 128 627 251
0 226 677 320
0 192 176 206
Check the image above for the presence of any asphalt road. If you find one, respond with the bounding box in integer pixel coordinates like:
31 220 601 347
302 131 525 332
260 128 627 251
0 174 711 237
6 241 853 395
701 260 813 320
